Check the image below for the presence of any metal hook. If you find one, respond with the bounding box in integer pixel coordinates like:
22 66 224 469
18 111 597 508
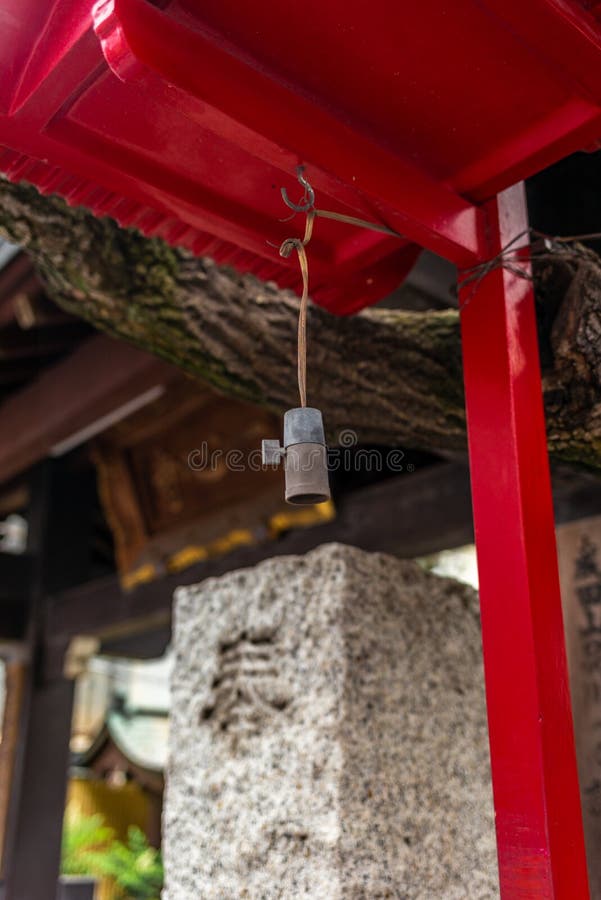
280 165 315 212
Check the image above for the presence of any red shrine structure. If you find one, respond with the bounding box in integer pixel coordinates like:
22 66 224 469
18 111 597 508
2 1 601 896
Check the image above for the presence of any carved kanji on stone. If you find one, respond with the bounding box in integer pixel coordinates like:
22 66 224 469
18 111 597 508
200 627 291 739
576 535 601 581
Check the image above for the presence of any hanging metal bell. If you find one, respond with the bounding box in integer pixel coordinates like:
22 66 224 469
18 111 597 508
262 407 331 505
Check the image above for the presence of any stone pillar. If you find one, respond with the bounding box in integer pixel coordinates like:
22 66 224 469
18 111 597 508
557 516 601 900
163 543 498 899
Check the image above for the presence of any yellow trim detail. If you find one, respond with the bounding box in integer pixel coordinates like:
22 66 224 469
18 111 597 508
122 502 336 586
121 563 157 591
269 499 335 535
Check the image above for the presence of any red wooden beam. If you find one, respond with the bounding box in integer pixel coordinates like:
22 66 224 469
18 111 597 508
460 184 589 897
0 334 175 485
94 0 486 268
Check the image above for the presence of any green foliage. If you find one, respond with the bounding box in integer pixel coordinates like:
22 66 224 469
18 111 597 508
62 815 163 900
91 826 164 900
61 813 115 876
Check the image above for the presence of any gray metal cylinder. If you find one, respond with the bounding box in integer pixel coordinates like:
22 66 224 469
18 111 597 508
284 442 331 505
283 407 326 448
262 407 330 505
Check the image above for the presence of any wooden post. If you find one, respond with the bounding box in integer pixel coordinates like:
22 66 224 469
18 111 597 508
0 662 25 879
459 183 589 898
0 457 95 900
4 679 75 900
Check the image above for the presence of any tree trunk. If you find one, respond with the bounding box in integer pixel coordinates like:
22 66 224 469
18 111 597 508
1 178 600 470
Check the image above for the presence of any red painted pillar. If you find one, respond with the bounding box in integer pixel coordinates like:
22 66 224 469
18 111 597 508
459 183 589 898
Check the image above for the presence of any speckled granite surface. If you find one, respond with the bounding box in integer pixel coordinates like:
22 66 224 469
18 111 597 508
163 543 498 899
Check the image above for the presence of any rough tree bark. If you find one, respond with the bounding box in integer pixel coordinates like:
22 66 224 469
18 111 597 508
0 178 600 470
